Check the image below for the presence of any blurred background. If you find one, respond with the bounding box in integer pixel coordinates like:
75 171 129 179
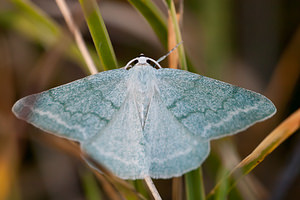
0 0 299 199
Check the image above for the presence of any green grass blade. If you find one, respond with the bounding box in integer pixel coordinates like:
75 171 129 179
128 0 168 49
132 180 150 199
190 0 233 78
8 0 102 72
81 170 102 200
11 0 60 45
79 0 118 70
184 167 206 200
204 0 232 78
214 167 230 200
128 0 198 72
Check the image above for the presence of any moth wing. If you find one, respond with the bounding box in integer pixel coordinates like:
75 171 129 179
156 68 276 140
12 69 128 141
82 93 148 179
143 90 209 179
83 88 210 179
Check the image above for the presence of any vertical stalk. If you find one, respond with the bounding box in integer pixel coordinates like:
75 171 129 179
79 0 118 70
185 168 206 200
144 176 162 200
166 0 187 70
56 0 98 74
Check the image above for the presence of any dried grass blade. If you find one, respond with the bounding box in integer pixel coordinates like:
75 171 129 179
144 176 162 200
208 108 300 198
165 0 187 70
55 0 98 75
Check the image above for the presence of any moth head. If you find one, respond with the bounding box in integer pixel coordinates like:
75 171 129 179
124 55 162 70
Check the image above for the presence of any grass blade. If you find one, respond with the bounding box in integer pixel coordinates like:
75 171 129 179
79 0 118 70
214 139 268 199
172 177 183 200
56 0 98 75
144 176 162 200
185 168 206 200
128 0 168 49
208 108 300 198
199 0 233 77
165 0 187 70
133 180 150 199
11 0 60 45
84 155 147 200
214 167 230 200
128 0 197 72
8 0 102 72
81 170 103 200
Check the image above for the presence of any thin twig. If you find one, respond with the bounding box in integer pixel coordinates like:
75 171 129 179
144 176 162 200
55 0 98 75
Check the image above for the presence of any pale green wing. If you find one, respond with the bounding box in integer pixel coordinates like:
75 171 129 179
156 68 276 140
83 88 209 179
12 69 128 141
143 90 209 179
82 92 148 179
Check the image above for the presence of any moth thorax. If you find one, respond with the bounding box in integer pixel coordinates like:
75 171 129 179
128 65 156 129
134 82 155 130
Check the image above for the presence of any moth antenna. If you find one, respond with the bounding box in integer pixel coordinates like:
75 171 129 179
156 41 183 63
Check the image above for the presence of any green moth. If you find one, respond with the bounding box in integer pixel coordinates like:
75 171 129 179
12 55 276 179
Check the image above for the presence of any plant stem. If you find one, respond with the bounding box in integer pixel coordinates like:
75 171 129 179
144 176 162 200
185 168 206 200
55 0 98 75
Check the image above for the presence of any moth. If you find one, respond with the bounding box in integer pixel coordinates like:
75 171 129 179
12 55 276 179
